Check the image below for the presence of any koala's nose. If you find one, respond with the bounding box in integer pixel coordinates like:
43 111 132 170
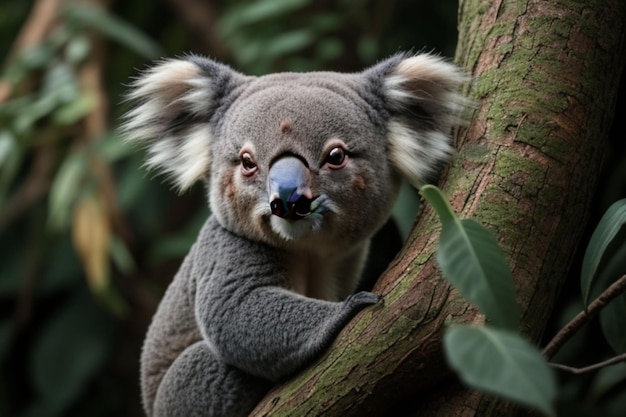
268 156 315 220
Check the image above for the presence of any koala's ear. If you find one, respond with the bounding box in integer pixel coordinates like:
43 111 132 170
122 56 247 191
367 53 468 187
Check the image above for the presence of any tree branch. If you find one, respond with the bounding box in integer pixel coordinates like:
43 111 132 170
549 353 626 375
542 274 626 360
251 0 626 415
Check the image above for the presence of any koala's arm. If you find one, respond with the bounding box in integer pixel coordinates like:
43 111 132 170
195 217 380 382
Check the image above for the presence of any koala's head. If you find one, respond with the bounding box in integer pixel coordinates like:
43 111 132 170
122 54 466 249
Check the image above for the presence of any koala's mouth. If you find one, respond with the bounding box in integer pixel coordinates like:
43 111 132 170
267 194 334 241
270 195 320 221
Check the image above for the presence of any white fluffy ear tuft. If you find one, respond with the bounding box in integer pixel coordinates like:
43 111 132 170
387 120 454 186
382 54 468 187
121 57 243 192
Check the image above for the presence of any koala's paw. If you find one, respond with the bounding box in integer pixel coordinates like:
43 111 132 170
344 291 382 309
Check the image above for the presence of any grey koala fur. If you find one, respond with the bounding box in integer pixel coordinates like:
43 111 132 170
123 52 466 417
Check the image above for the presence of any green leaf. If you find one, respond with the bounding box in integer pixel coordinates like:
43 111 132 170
233 30 315 66
392 181 421 241
419 184 456 224
42 62 78 101
97 131 134 162
590 240 626 300
109 234 136 275
65 34 91 63
596 243 626 353
0 131 16 163
52 92 96 125
420 185 520 330
13 42 57 73
444 325 556 416
219 0 311 35
600 293 626 353
14 93 61 135
30 290 114 412
95 285 130 317
0 94 32 119
0 131 21 206
265 30 315 58
10 63 79 134
581 199 626 305
48 151 88 230
3 49 42 87
62 4 161 59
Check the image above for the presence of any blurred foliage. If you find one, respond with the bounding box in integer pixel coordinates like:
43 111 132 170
0 0 623 416
0 1 457 416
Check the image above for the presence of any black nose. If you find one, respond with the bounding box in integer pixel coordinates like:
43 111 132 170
270 194 314 220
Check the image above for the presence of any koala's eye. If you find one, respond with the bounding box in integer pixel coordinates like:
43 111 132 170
324 146 348 169
240 152 258 176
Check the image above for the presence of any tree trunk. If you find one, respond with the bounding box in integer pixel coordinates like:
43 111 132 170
251 0 626 416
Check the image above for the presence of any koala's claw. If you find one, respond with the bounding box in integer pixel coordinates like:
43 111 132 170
344 291 382 307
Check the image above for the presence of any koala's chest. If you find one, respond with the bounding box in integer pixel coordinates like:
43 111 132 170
286 252 343 301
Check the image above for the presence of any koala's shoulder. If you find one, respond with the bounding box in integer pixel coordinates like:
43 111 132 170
194 215 283 266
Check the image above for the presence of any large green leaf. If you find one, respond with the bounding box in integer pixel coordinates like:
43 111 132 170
420 185 519 330
581 198 626 305
444 325 556 416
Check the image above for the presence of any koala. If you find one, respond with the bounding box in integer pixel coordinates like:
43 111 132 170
123 52 465 417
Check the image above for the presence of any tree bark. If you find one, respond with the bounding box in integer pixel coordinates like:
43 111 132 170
251 0 626 416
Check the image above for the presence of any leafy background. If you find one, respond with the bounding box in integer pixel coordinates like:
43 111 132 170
0 0 623 416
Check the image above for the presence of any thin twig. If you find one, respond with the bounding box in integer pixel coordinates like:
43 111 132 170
549 352 626 374
542 274 626 359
